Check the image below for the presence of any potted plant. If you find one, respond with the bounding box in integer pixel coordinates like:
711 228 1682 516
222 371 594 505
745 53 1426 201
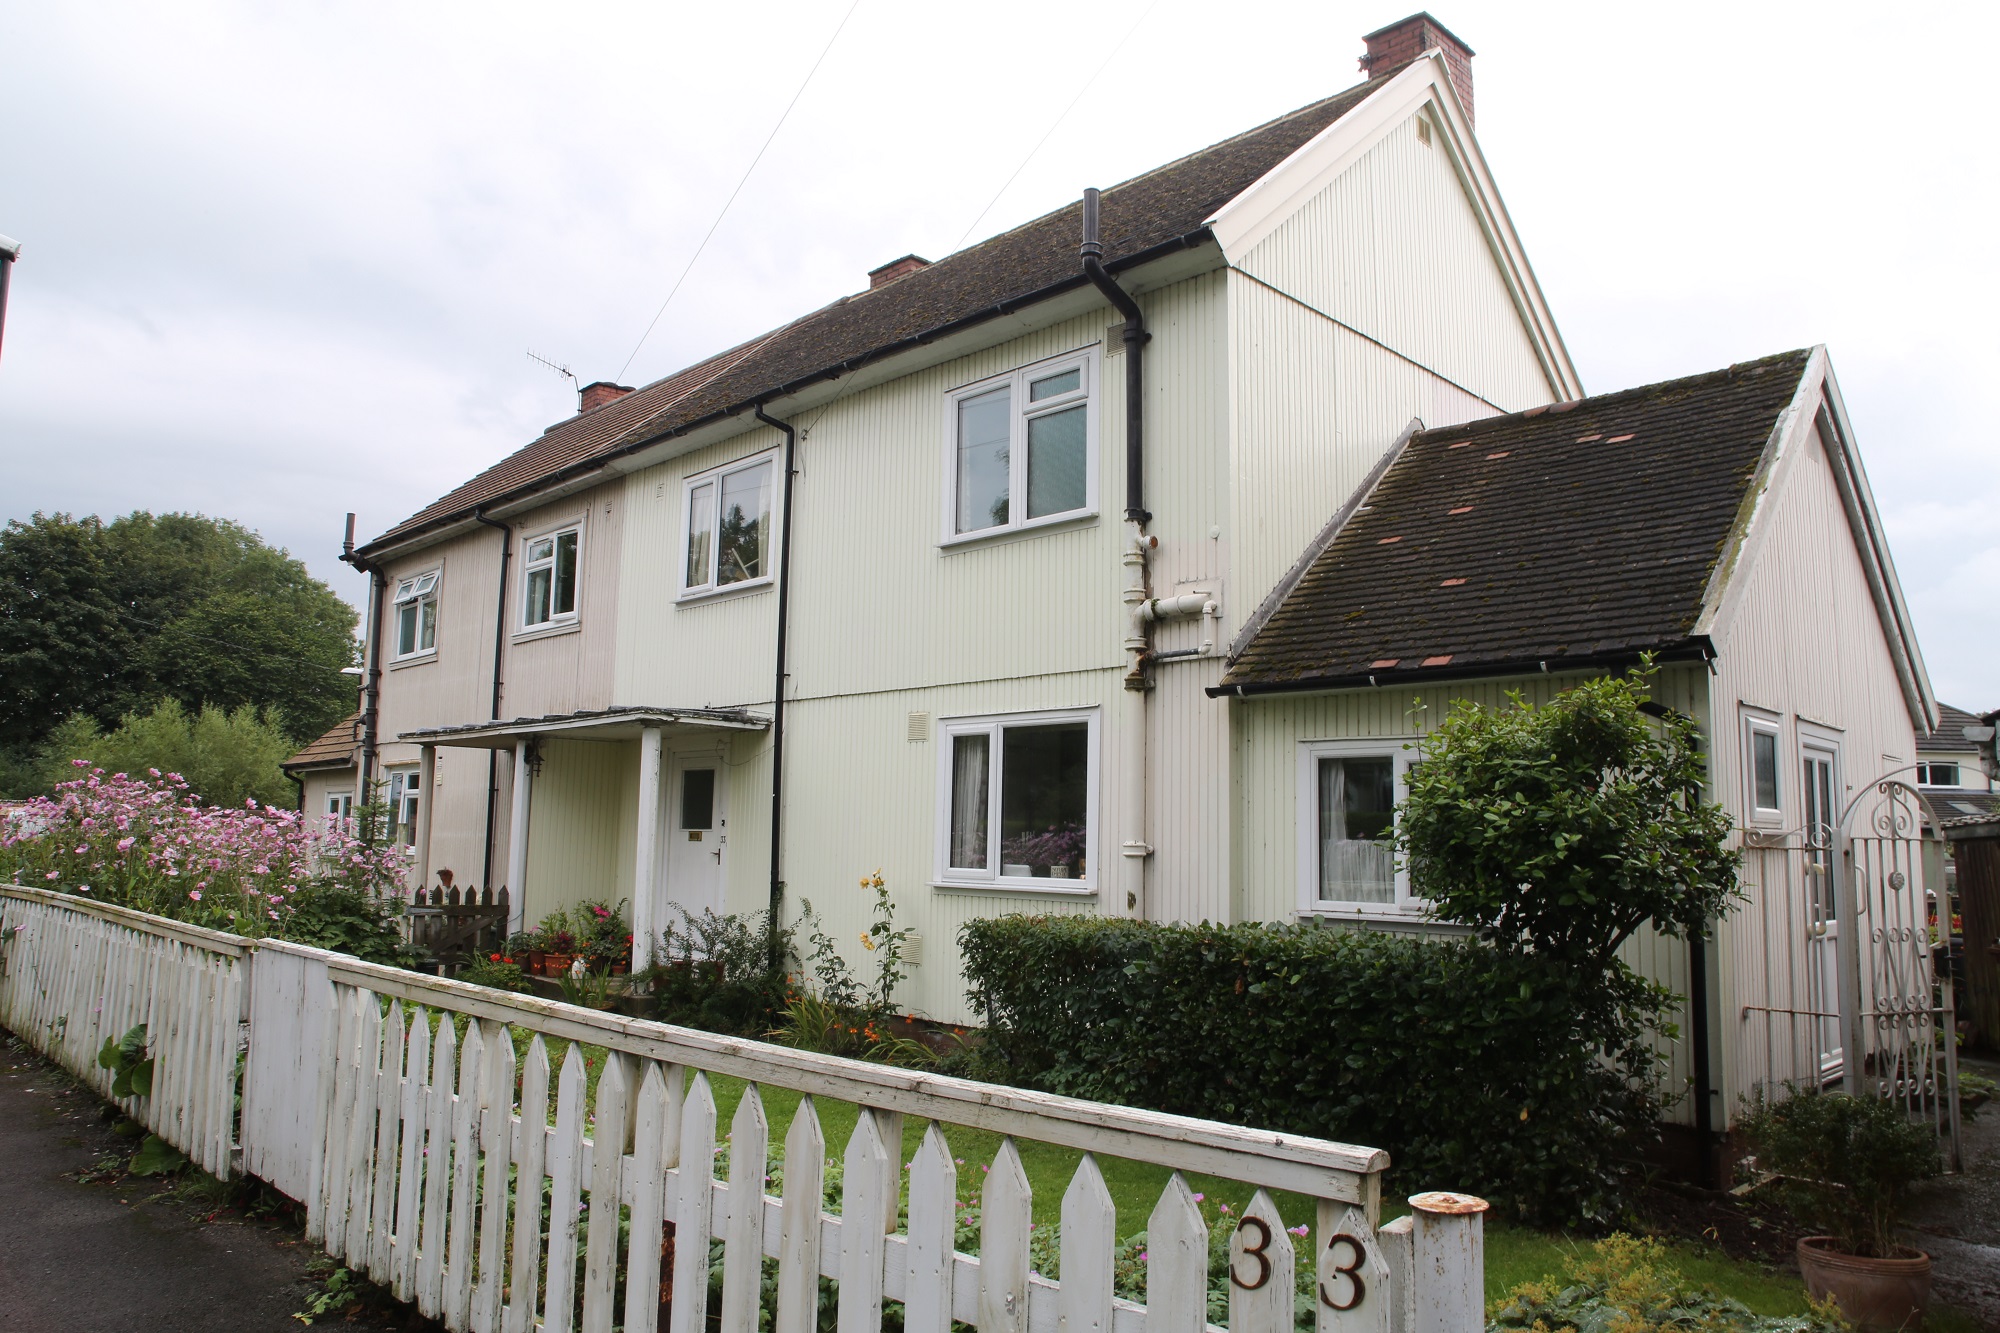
538 908 576 977
574 897 632 974
1740 1088 1942 1330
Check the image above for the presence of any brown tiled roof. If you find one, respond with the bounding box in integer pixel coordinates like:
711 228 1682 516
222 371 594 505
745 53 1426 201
283 711 360 773
1219 350 1815 693
363 69 1405 552
1919 702 1988 752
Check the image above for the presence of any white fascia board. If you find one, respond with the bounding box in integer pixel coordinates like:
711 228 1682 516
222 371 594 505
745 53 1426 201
1205 52 1583 402
1693 346 1937 733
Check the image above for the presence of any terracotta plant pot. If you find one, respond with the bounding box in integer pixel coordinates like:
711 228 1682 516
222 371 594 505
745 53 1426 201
527 949 545 974
543 952 573 977
1797 1237 1930 1331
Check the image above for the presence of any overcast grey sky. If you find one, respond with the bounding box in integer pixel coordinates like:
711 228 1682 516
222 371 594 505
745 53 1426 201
3 1 1994 708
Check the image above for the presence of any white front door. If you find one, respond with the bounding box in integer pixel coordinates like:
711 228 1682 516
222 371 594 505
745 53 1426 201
1802 743 1843 1080
662 756 726 925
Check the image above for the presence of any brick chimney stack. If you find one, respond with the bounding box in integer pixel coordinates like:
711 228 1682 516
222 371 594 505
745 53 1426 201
579 381 635 413
867 254 931 289
1359 12 1475 126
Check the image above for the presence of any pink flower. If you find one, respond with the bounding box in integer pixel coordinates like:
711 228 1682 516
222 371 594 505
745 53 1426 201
116 838 135 852
189 890 202 901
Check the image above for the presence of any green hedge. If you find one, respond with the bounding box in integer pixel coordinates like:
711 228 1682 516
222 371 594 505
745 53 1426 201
959 915 1663 1224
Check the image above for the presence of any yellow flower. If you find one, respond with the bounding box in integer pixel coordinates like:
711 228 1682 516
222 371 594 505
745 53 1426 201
859 933 876 951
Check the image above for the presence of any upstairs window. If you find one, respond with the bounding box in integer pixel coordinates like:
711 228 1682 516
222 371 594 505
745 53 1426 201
392 571 439 659
522 526 580 629
937 709 1097 889
946 351 1095 540
683 455 774 595
1916 762 1961 788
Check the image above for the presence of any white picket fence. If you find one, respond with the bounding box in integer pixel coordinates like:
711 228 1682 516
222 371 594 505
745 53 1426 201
0 885 1487 1333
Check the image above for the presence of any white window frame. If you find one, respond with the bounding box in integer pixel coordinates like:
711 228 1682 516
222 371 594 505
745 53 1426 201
939 348 1099 545
1743 711 1785 827
323 789 355 827
387 767 421 846
518 521 583 634
1916 761 1961 788
679 449 780 600
391 569 440 662
1296 738 1419 918
933 707 1099 894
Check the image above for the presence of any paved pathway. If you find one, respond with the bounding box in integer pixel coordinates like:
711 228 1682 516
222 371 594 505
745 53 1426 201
1906 1053 2000 1329
0 1035 315 1333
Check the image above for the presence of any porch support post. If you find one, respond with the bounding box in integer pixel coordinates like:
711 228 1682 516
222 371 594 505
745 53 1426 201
632 727 664 970
507 742 533 935
413 743 437 893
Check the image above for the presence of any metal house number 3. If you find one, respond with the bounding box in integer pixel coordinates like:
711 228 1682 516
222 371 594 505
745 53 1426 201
1227 1219 1366 1310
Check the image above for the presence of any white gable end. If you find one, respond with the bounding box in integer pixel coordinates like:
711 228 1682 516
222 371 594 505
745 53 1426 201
1209 53 1579 410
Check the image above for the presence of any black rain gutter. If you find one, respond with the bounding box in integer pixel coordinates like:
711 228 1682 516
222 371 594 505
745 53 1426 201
754 403 800 971
354 227 1212 560
1080 187 1150 523
473 511 513 891
1207 639 1717 699
340 513 388 798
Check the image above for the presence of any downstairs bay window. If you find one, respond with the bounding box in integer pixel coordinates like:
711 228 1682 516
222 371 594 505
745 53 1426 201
1297 739 1415 914
937 709 1097 891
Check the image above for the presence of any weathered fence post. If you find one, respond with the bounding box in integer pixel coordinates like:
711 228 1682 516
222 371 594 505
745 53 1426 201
1408 1192 1489 1333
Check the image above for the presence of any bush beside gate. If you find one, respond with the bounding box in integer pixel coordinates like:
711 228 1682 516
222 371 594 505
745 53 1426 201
960 915 1665 1224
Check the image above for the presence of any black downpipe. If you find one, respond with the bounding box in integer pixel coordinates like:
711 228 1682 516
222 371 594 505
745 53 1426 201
1079 188 1149 524
474 511 513 891
0 235 19 365
1689 927 1718 1182
754 404 799 970
340 513 388 799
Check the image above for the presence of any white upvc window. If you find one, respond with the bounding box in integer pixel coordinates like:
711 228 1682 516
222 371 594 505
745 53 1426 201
323 790 354 827
935 708 1098 891
1297 739 1417 915
392 570 440 660
1743 712 1784 826
681 452 776 597
1916 761 1961 788
521 525 581 629
387 767 421 846
943 350 1097 541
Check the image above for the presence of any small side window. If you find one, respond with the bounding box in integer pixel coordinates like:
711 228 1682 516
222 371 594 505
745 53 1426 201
1744 715 1783 823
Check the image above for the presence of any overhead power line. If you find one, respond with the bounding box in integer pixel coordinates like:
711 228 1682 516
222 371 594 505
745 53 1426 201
616 0 864 384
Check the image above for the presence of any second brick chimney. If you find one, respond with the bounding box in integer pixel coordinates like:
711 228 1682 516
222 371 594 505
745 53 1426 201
867 254 931 289
1359 12 1475 126
579 381 635 413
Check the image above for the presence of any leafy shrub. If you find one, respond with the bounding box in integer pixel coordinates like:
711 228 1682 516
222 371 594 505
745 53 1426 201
1398 669 1741 967
458 955 531 993
35 699 297 809
0 765 412 957
960 914 1666 1224
645 905 793 1038
571 897 631 970
1738 1089 1940 1257
1488 1234 1846 1333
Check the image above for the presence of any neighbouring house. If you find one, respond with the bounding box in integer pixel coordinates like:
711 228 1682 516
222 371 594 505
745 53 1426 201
1916 701 1999 821
283 710 362 827
294 13 1948 1159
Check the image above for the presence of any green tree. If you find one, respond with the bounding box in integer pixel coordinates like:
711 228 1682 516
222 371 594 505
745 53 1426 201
1397 668 1742 965
0 511 357 786
39 699 298 809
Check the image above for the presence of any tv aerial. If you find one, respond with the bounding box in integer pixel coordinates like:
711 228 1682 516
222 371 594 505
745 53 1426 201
526 349 579 392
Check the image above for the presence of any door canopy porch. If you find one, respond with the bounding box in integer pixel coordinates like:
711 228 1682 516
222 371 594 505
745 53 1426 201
398 704 768 750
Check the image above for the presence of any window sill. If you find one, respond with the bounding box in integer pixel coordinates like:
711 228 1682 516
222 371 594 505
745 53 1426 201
932 879 1096 899
940 511 1097 552
677 578 774 607
1297 902 1433 922
388 652 437 671
513 619 581 645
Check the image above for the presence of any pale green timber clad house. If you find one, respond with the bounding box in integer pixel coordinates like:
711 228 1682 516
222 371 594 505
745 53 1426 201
286 13 1942 1156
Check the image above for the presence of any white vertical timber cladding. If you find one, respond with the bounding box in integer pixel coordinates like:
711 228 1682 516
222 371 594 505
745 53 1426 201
1703 409 1922 1119
525 738 639 924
